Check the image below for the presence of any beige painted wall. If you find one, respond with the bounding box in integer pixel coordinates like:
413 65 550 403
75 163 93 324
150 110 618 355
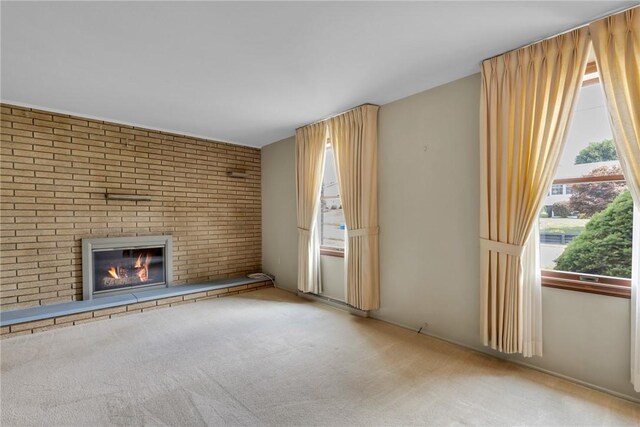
319 255 346 301
261 74 637 400
261 136 297 291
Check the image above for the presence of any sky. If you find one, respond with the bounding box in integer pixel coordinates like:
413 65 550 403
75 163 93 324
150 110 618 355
557 81 616 177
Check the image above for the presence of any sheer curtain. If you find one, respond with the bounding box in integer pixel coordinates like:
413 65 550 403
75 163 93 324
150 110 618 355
295 122 327 294
328 105 380 310
589 6 640 390
480 29 590 356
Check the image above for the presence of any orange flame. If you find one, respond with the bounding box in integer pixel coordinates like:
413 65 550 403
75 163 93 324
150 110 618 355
107 267 119 279
135 253 152 282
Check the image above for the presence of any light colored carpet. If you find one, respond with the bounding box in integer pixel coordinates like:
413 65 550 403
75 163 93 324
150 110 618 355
1 288 638 426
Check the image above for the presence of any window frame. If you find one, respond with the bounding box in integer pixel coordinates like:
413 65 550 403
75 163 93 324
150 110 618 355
541 270 631 298
320 247 345 258
550 184 564 195
540 62 631 298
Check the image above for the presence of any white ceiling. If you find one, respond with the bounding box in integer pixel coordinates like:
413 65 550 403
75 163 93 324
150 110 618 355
1 1 636 147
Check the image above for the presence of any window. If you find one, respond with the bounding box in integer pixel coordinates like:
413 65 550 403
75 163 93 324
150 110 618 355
319 145 346 257
539 60 632 298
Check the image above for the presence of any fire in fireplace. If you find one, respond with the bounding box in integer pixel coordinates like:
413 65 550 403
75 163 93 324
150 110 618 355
83 236 172 299
94 247 165 293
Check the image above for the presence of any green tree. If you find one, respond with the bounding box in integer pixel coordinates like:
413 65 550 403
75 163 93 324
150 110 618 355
554 190 633 278
574 139 618 164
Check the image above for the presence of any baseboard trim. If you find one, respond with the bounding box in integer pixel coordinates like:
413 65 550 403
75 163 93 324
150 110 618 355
296 291 368 317
368 314 640 404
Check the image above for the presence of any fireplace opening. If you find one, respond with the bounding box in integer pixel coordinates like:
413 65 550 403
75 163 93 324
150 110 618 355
83 235 172 300
93 247 166 294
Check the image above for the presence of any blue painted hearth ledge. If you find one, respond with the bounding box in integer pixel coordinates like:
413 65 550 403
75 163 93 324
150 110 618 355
0 277 268 327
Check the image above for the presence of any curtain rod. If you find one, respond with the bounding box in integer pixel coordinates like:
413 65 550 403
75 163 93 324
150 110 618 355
482 3 639 62
295 103 380 131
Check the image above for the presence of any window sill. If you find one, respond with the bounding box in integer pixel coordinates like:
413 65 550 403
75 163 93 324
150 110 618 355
320 248 345 258
541 270 630 299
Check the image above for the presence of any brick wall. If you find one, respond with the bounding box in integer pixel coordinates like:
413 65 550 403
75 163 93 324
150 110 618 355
0 104 262 311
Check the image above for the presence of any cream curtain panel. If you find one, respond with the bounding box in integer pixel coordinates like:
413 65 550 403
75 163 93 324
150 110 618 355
295 123 327 294
589 9 640 204
480 29 590 356
589 7 640 391
328 105 380 311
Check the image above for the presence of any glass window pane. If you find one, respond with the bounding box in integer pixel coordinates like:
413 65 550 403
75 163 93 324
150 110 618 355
540 72 631 280
554 79 620 180
320 146 346 249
